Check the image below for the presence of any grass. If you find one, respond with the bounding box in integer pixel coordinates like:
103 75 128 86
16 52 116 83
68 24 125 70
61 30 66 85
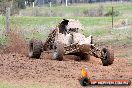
0 16 118 35
20 3 132 17
8 16 123 40
0 3 132 46
0 35 7 46
0 16 132 45
0 83 64 88
0 16 126 29
94 28 132 45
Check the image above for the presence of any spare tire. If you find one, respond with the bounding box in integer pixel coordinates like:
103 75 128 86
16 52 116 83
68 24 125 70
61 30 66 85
53 42 64 61
101 48 114 66
29 39 43 59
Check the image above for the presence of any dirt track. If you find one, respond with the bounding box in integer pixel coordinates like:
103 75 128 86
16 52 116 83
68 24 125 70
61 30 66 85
0 33 132 88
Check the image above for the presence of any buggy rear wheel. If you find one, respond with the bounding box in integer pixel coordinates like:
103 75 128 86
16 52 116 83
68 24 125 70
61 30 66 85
101 48 114 66
28 39 43 59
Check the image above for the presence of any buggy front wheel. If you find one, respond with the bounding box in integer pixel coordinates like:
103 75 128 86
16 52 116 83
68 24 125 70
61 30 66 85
101 48 114 66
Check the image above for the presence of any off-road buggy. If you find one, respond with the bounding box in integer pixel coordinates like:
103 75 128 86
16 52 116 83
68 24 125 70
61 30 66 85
28 19 114 66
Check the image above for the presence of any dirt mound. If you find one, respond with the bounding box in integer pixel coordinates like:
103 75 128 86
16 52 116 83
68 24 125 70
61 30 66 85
3 31 28 55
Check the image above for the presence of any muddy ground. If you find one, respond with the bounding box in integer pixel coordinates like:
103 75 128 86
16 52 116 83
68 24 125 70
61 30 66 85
0 33 132 88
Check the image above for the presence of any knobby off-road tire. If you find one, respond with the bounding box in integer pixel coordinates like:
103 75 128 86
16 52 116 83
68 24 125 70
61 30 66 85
29 39 43 59
101 48 114 66
53 42 64 61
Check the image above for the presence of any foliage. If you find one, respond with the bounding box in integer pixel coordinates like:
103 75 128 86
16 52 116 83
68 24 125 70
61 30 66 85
0 0 26 15
105 10 120 17
17 0 26 9
20 3 132 17
83 5 104 17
